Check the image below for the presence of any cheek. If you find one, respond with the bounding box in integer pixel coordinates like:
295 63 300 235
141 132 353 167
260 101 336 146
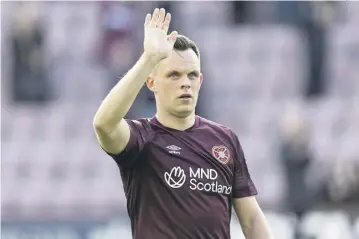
158 83 173 98
191 81 201 91
162 82 178 92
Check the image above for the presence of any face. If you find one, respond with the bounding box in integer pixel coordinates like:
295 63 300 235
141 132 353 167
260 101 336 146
147 49 203 118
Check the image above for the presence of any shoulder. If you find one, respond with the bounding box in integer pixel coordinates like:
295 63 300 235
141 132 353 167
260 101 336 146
197 116 244 162
197 116 237 142
125 118 154 134
126 118 151 126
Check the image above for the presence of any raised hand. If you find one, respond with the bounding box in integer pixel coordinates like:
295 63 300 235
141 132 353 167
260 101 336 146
143 8 178 62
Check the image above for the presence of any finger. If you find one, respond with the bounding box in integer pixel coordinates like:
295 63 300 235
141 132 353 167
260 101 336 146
168 31 178 45
162 13 171 33
150 8 159 27
144 13 151 27
157 8 166 28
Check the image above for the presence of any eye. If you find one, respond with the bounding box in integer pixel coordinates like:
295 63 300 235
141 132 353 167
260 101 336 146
168 71 180 79
188 72 199 79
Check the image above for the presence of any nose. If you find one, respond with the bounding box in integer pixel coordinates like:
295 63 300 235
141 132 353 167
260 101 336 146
180 76 191 90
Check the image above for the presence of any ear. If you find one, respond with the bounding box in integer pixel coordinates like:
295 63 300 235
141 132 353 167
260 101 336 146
146 75 157 93
199 73 204 86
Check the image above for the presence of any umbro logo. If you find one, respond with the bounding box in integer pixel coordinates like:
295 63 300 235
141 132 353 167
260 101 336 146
166 145 181 155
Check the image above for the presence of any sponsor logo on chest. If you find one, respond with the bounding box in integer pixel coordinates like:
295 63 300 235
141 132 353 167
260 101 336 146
164 166 232 195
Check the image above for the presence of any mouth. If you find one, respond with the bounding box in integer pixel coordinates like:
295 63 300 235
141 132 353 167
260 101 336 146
178 94 192 99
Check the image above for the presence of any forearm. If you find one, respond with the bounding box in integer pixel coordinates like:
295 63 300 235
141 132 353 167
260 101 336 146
94 53 159 129
241 209 273 239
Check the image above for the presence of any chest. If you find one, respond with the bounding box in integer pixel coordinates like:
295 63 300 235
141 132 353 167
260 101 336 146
140 131 235 195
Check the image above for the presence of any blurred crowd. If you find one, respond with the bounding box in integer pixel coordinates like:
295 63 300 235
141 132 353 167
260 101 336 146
1 1 359 239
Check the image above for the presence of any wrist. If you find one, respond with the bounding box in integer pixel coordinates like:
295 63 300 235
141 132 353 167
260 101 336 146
141 52 165 66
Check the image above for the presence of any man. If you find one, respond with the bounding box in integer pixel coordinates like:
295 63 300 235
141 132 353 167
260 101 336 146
11 3 49 103
94 8 273 239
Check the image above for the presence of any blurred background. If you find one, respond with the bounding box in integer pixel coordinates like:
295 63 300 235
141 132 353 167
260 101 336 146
1 1 359 239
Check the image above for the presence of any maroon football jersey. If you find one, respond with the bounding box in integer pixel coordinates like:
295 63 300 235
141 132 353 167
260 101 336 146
104 116 257 239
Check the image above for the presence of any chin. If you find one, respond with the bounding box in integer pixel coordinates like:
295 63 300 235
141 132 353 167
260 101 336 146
172 106 194 118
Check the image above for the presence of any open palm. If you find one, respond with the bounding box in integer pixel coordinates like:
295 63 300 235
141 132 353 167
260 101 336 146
143 8 178 62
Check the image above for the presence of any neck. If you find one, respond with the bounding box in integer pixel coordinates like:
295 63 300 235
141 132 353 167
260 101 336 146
156 109 196 131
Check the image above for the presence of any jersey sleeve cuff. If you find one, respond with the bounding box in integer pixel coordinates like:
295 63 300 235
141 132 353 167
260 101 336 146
232 188 258 198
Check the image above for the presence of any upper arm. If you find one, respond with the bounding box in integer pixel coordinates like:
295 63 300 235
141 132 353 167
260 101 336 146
231 132 257 198
94 119 152 169
94 119 131 155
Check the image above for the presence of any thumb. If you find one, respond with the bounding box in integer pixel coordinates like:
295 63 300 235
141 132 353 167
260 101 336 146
168 31 178 45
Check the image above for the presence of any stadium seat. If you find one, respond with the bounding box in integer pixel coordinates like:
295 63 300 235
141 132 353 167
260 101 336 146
342 2 359 25
88 219 132 239
230 216 246 239
316 212 354 239
300 211 331 237
353 217 359 239
326 25 359 97
300 211 353 239
177 2 232 34
264 212 295 239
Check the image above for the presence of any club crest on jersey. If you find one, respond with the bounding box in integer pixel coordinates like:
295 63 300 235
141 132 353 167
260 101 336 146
212 145 230 165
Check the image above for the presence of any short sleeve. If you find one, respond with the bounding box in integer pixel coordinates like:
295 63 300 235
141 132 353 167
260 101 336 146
231 132 258 198
104 119 152 170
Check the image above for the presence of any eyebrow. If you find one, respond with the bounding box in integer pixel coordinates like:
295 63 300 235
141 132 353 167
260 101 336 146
165 70 180 77
165 70 200 77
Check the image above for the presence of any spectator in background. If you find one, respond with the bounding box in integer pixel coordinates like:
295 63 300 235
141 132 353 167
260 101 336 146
328 157 359 203
276 2 338 98
232 1 250 24
99 1 136 79
279 106 315 239
106 38 135 90
11 3 49 103
100 1 135 66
